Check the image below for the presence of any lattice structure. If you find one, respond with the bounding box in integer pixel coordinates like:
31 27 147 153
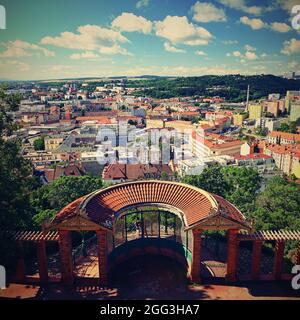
6 231 59 242
238 230 300 241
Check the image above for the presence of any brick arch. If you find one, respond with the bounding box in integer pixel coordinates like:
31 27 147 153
49 180 251 286
53 180 249 230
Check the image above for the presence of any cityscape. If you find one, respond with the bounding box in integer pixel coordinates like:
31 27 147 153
0 0 300 304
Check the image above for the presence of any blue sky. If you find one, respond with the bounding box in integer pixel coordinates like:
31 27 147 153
0 0 299 80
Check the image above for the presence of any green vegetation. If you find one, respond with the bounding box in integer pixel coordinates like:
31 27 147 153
182 165 300 234
128 75 300 102
279 122 298 134
182 164 262 213
255 126 268 137
250 177 300 231
0 88 38 265
30 175 104 226
33 136 45 151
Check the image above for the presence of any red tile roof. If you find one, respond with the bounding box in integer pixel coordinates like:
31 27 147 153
234 153 272 161
102 164 173 180
52 181 250 230
268 131 300 142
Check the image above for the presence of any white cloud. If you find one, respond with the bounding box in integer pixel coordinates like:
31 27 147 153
244 51 258 60
227 49 257 60
41 24 130 55
240 17 292 33
155 16 213 46
163 42 186 53
281 38 300 55
111 12 152 34
195 50 207 56
222 40 238 45
219 0 263 15
136 0 150 9
191 1 227 23
0 40 55 58
240 16 267 30
232 50 242 57
244 44 256 51
270 22 291 33
70 51 100 60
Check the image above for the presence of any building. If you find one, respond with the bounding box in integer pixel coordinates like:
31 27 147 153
240 142 255 156
43 164 86 183
290 102 300 122
267 131 300 145
249 104 263 120
192 129 243 159
177 155 234 177
234 154 275 173
232 113 246 126
265 144 300 178
265 101 279 117
255 118 282 133
102 163 173 183
45 135 65 151
291 153 300 178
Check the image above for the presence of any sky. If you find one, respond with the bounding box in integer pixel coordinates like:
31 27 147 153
0 0 300 80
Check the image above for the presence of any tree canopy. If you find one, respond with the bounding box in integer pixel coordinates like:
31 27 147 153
182 164 262 213
249 177 300 231
30 175 104 226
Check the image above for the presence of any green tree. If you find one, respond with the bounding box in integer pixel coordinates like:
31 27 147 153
250 177 300 231
161 171 169 181
182 164 261 213
31 175 104 226
33 136 45 151
0 88 36 266
182 164 230 198
222 166 262 212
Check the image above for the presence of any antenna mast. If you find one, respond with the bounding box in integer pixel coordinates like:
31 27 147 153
245 85 250 112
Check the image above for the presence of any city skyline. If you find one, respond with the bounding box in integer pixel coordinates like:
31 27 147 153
0 0 300 80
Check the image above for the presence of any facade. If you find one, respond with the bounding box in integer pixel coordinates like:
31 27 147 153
255 118 282 133
249 104 263 120
45 135 65 151
267 131 300 145
290 102 300 122
265 144 300 178
234 154 275 173
192 129 243 159
232 113 246 126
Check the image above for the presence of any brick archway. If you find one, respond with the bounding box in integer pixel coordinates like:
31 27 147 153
46 180 252 285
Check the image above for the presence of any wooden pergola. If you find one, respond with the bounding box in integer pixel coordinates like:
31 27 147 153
238 230 300 281
6 231 60 283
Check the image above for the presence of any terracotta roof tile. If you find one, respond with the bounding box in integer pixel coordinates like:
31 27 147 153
52 181 249 230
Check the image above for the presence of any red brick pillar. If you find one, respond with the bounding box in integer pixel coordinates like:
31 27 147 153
37 240 48 283
58 231 74 285
273 241 285 280
226 229 239 282
191 229 202 283
97 230 108 286
16 241 26 283
251 241 262 280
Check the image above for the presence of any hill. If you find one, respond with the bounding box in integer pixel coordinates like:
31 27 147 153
127 74 300 101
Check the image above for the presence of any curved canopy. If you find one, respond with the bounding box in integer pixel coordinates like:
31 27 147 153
51 180 251 231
